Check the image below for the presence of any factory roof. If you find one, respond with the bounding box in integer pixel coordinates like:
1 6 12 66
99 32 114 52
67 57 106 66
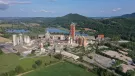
98 34 104 38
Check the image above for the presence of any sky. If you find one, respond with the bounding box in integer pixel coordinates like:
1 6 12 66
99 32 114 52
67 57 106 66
0 0 135 17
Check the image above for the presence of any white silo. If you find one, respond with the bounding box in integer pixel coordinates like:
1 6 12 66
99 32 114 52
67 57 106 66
19 34 23 45
17 37 20 45
24 35 28 43
13 34 17 46
26 36 30 43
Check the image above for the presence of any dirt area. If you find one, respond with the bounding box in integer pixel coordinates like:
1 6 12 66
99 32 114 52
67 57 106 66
121 64 135 73
102 50 132 63
0 37 11 43
118 50 128 55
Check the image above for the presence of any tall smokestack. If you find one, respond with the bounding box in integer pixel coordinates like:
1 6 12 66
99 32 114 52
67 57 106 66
70 23 76 40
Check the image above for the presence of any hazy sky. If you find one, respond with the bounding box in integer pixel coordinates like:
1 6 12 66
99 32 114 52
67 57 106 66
0 0 135 17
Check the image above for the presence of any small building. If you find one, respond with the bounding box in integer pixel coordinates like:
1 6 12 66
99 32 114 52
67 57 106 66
96 34 105 41
51 35 65 40
98 34 104 39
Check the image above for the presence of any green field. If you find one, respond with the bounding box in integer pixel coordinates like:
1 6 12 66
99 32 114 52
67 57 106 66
0 54 58 74
19 56 59 71
0 54 19 74
23 62 97 76
0 24 14 27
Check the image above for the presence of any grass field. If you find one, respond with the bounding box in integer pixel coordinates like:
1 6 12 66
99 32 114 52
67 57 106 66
0 54 58 74
0 24 14 27
0 54 20 74
19 56 59 71
23 62 97 76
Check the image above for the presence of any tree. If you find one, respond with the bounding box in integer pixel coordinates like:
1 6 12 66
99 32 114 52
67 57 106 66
16 52 20 56
63 47 68 51
88 56 93 59
126 70 135 76
44 63 47 66
0 72 8 76
117 66 123 72
49 53 52 58
32 64 37 69
54 54 62 60
111 35 121 41
31 50 36 54
7 70 16 76
47 42 50 46
35 60 42 66
15 66 24 74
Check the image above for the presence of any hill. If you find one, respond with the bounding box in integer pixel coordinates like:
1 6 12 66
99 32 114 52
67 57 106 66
50 13 100 29
53 13 135 42
120 13 135 18
62 13 89 20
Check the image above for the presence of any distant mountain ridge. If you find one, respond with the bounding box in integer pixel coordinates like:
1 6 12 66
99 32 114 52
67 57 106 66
120 13 135 18
62 13 89 20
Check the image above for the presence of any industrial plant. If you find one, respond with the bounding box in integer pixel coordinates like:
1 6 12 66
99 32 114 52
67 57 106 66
10 23 98 59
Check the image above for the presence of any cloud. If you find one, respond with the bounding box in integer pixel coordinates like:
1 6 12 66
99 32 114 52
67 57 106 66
32 9 54 13
10 1 31 4
0 3 9 10
112 8 122 12
0 0 31 10
40 9 53 13
20 8 24 11
100 11 104 13
0 0 9 10
32 9 37 12
48 0 57 2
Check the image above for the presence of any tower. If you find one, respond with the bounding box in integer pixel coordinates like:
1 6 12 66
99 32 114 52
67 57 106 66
13 34 17 46
45 31 50 39
17 37 20 45
24 35 30 44
70 23 76 40
24 35 27 43
19 34 23 45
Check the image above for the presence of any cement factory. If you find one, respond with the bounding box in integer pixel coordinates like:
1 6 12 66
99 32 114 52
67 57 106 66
11 23 104 59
